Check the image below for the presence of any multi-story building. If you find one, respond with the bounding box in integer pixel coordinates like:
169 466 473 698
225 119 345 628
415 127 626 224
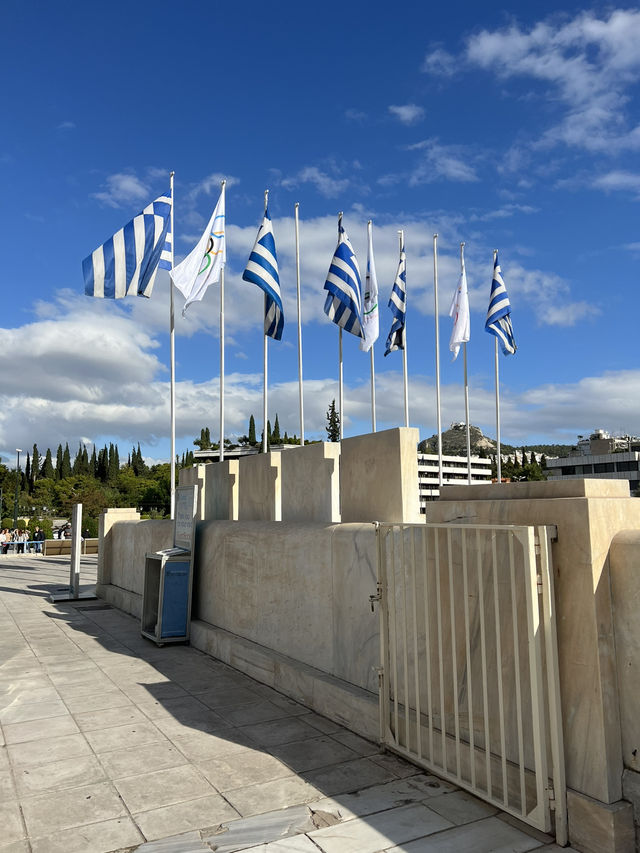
418 453 493 511
546 430 640 495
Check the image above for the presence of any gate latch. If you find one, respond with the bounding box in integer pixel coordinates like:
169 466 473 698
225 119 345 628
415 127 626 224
369 582 383 612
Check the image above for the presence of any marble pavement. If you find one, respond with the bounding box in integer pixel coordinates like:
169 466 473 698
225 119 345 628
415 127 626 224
0 554 576 853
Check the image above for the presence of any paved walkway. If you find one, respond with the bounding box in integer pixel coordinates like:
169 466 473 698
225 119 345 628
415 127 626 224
0 554 575 853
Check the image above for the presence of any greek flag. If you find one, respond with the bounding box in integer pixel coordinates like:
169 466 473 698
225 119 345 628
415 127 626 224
242 207 284 340
323 214 364 338
83 192 172 298
385 234 407 356
485 252 516 355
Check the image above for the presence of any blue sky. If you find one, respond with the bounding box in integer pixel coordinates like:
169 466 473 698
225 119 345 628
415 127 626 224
2 1 640 464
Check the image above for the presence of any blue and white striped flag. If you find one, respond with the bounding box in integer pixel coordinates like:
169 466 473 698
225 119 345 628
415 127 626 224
485 252 516 355
242 207 284 340
384 235 407 356
323 214 364 338
83 191 172 298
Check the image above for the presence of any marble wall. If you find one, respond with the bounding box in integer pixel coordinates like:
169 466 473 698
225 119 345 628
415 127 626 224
192 520 379 693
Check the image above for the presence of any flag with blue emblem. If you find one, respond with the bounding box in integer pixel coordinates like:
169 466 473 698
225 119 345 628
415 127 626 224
360 220 379 352
83 191 172 298
242 206 284 340
323 213 364 338
485 251 516 355
385 234 407 356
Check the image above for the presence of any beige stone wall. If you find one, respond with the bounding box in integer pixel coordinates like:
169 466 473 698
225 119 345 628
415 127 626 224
609 530 640 774
431 479 640 806
192 520 379 693
280 442 340 522
340 427 421 523
237 452 282 521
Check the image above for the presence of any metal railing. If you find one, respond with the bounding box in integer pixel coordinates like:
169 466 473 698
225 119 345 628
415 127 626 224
374 522 567 845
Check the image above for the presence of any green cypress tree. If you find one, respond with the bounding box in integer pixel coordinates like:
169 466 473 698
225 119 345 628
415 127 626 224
25 454 31 490
61 443 72 479
97 446 108 482
41 448 55 480
248 415 257 445
90 446 97 478
272 414 281 443
31 444 40 490
72 442 84 475
55 444 63 479
325 400 340 442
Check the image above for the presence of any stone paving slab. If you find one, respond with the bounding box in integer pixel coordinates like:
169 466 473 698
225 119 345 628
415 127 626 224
0 554 574 853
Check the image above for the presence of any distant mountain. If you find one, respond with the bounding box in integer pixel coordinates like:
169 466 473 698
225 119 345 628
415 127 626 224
418 424 575 459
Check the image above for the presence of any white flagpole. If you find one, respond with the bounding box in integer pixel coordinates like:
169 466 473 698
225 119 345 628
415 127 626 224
262 190 269 453
295 203 305 445
464 342 472 484
433 234 443 487
338 211 344 442
169 170 176 519
370 349 376 432
493 251 501 482
368 220 377 433
461 243 472 485
263 296 268 453
400 230 409 428
339 327 344 441
219 180 226 463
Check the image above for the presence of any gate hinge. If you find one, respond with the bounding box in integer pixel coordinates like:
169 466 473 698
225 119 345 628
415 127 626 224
534 535 541 556
537 574 543 594
373 665 384 686
546 783 556 809
369 582 383 612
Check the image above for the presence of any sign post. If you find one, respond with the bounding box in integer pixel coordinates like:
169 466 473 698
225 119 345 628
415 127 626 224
48 502 96 602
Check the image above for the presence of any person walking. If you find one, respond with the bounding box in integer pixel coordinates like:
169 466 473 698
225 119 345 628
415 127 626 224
33 526 45 554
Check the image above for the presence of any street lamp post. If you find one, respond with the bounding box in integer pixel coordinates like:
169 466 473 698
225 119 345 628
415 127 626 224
13 449 22 528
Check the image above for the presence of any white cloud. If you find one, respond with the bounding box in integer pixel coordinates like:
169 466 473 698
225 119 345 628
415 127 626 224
592 171 640 198
406 139 479 184
280 166 350 198
421 46 457 77
56 121 76 131
91 172 151 208
425 9 640 154
345 108 367 122
388 104 425 125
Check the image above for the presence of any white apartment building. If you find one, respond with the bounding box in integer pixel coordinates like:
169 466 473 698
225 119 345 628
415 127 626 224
546 430 640 495
418 453 493 512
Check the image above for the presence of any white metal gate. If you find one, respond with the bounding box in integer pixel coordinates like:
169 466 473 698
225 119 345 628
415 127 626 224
374 522 567 845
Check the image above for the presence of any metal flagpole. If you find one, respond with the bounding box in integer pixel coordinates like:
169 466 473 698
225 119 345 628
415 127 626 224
370 349 376 432
263 296 268 453
339 328 344 441
433 234 443 487
464 342 472 484
294 203 305 445
461 243 472 485
169 171 176 519
219 180 226 462
262 190 269 453
494 251 501 483
400 230 409 428
368 220 377 433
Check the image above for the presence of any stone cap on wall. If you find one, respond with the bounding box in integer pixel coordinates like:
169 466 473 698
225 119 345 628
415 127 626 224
439 478 631 501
